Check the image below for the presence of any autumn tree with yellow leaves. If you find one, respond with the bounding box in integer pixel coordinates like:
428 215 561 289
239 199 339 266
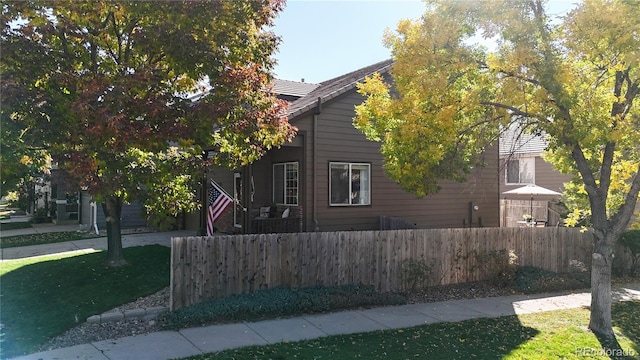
354 0 639 339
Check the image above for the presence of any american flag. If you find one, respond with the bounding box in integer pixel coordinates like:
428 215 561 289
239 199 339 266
207 181 232 236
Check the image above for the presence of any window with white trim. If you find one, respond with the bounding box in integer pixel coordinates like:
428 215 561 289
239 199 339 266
506 158 535 184
273 162 298 205
329 162 371 206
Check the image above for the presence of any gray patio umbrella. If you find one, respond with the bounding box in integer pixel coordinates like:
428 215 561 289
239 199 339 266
502 184 562 220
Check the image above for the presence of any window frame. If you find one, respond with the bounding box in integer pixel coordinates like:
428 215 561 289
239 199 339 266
505 157 535 185
329 162 371 206
273 162 299 206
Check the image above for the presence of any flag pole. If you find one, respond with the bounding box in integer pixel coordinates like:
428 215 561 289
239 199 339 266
210 179 246 211
210 179 233 200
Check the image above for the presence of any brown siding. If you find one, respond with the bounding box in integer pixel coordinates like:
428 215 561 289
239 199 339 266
238 143 306 230
295 88 500 232
250 145 304 207
534 157 573 193
250 153 273 208
499 156 572 202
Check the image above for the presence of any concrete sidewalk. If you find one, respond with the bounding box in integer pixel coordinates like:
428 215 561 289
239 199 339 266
3 226 640 359
10 284 640 360
1 220 82 237
1 226 194 260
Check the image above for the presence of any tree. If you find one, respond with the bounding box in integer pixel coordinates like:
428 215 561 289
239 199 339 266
354 0 639 339
1 1 295 266
0 37 51 203
0 99 49 198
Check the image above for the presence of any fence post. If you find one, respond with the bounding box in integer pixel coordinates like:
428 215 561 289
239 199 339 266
170 228 615 310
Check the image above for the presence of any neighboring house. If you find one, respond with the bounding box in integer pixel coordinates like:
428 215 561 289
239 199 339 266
190 59 501 234
499 127 571 226
499 127 640 228
46 166 147 230
39 80 320 231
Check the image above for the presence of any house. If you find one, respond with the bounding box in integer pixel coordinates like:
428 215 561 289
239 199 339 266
38 81 320 232
28 166 147 230
190 59 501 234
499 126 571 227
271 78 320 102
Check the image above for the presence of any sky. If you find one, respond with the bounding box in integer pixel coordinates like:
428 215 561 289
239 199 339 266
271 0 425 84
271 0 577 84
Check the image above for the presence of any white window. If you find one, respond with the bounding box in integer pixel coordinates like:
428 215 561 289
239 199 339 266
329 162 370 206
506 158 535 184
273 162 298 205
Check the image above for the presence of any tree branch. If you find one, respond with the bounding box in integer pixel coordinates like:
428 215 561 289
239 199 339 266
123 19 139 67
571 142 607 231
600 70 637 200
611 167 640 234
622 73 639 120
598 141 615 202
498 70 542 87
480 101 533 118
108 11 123 64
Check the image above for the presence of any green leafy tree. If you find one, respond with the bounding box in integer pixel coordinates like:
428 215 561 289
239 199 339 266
0 53 51 200
0 114 48 197
2 1 295 266
354 0 639 338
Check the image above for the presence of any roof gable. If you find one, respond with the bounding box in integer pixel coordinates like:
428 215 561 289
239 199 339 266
287 59 394 119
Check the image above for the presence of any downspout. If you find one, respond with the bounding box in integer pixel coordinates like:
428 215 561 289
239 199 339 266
313 97 322 231
91 201 99 235
244 164 253 234
78 190 82 225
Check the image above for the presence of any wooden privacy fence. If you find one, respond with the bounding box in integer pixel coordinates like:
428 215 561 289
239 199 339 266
501 199 551 227
170 228 628 310
379 215 416 230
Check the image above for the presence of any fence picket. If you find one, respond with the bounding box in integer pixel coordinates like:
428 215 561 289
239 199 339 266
170 228 628 309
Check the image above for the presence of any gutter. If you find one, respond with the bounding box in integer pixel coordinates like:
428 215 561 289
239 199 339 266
287 61 394 120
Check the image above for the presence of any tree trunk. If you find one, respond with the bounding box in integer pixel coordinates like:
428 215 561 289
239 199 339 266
589 231 615 339
102 196 128 267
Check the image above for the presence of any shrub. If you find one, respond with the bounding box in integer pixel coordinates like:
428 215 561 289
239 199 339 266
514 266 555 293
401 258 432 291
612 256 627 278
159 285 407 330
474 249 518 287
31 208 50 223
514 266 590 294
618 230 640 276
567 259 590 285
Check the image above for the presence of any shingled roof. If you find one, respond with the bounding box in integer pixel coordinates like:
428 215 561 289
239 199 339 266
272 79 319 98
287 59 394 119
499 126 548 156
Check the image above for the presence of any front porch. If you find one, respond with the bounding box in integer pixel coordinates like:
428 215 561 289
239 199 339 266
202 141 305 234
249 205 303 234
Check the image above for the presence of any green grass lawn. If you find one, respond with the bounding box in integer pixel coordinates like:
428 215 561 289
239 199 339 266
0 211 14 221
0 245 171 358
183 301 640 360
0 231 102 248
1 230 638 360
